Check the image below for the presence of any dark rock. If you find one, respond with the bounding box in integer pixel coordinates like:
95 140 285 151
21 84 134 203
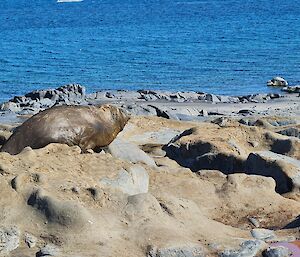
238 109 254 115
277 128 299 139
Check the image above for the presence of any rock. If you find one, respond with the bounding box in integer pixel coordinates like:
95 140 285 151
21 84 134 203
268 93 281 99
248 217 260 228
262 246 292 257
199 109 208 117
148 245 205 257
36 244 60 257
205 94 221 103
100 165 149 196
148 105 179 120
246 151 300 194
238 109 254 115
277 128 299 139
124 193 163 220
24 233 37 248
108 139 157 167
267 77 288 87
0 102 21 112
0 226 20 254
220 240 264 257
282 86 300 93
211 117 228 127
27 189 92 228
0 84 86 114
251 228 275 240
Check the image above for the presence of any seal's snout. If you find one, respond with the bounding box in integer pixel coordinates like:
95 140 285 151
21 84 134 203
118 108 130 128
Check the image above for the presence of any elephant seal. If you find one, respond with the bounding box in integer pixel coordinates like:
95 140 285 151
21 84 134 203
0 104 130 155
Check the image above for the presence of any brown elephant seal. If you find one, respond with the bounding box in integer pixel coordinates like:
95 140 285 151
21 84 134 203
0 104 130 155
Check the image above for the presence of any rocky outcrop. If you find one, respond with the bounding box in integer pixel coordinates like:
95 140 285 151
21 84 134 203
163 122 300 194
0 84 86 114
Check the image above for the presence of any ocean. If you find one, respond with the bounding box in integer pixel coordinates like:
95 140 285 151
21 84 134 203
0 0 299 102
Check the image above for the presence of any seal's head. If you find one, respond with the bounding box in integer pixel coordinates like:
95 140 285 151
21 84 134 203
98 104 130 131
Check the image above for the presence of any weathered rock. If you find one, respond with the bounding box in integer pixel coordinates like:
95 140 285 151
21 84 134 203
262 246 292 257
100 165 149 196
220 240 264 257
0 84 86 114
246 151 300 193
108 139 157 167
251 228 275 240
267 77 288 87
0 226 20 254
148 245 204 257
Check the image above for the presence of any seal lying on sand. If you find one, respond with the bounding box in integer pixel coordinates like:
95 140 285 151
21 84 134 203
0 104 130 155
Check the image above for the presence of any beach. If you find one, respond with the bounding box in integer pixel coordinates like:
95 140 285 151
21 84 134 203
0 85 299 256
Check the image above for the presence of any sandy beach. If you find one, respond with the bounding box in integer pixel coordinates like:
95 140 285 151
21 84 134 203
0 85 299 256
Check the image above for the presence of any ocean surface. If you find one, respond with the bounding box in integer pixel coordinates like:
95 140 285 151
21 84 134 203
0 0 299 102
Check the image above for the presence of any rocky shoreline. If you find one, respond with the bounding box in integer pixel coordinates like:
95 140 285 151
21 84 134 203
0 83 299 123
0 84 300 257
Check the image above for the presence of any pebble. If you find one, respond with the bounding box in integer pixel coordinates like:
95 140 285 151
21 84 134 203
24 233 37 248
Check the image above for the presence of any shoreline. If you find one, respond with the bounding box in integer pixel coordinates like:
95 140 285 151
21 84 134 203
0 83 299 124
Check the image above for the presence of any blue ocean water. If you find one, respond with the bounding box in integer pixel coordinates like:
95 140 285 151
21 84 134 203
0 0 299 102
